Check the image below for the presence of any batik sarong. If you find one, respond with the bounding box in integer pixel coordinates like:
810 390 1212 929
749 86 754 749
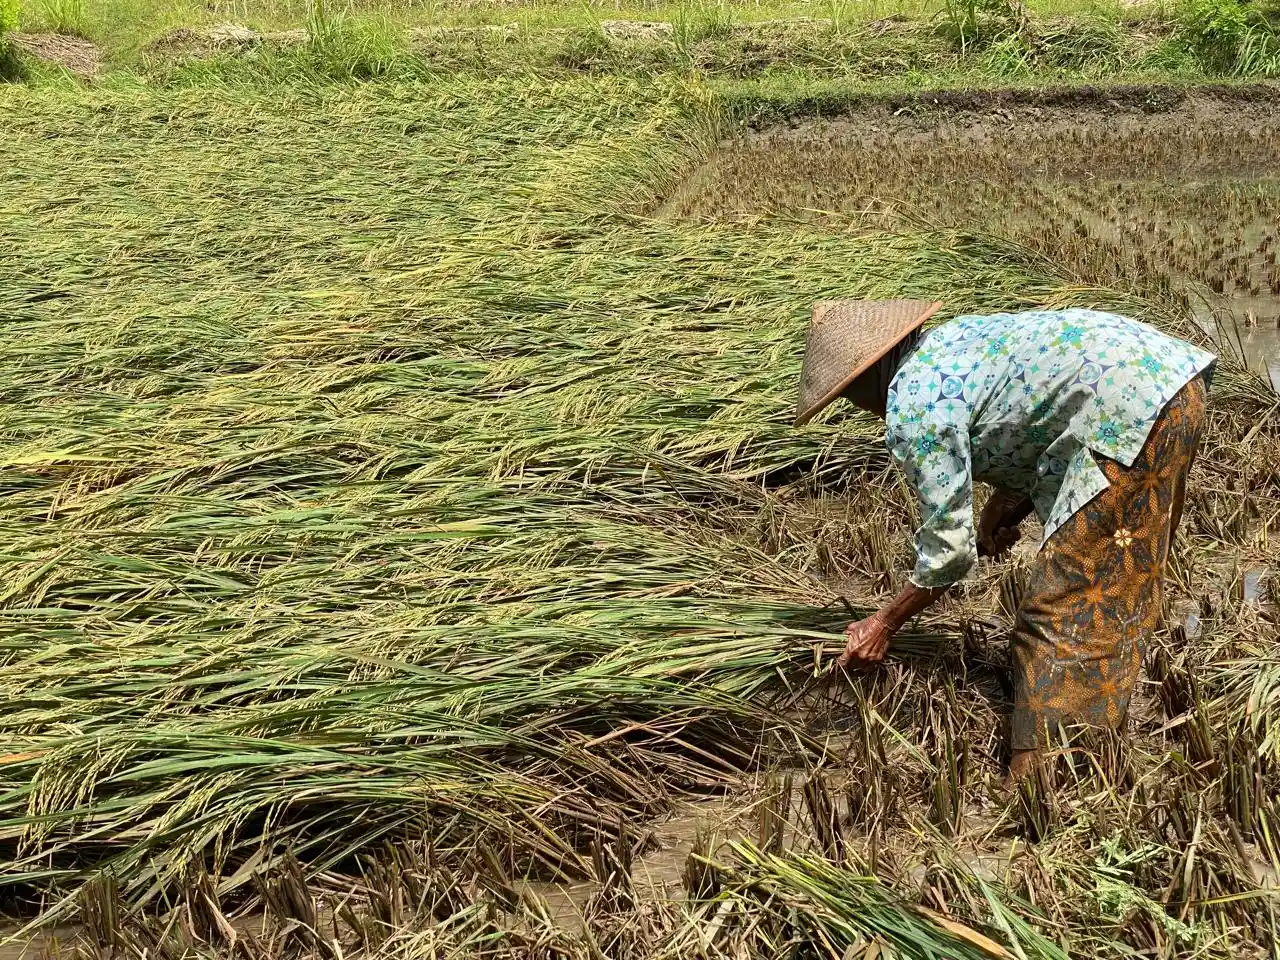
1011 377 1207 750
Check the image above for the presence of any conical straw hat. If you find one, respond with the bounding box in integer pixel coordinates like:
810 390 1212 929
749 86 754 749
793 298 942 427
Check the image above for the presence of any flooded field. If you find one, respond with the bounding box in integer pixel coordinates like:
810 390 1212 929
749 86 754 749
667 87 1280 386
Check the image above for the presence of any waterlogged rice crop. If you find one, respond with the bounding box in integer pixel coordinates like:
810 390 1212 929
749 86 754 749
0 77 1278 957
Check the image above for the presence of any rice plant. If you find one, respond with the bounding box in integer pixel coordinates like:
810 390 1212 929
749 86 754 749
1 72 1278 959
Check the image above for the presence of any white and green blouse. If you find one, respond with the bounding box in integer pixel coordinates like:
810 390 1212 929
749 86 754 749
885 309 1216 588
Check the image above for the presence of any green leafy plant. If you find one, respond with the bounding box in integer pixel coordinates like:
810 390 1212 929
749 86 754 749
672 0 735 65
39 0 85 36
935 0 1030 53
1179 0 1280 71
302 0 402 80
1089 837 1203 943
824 0 856 34
0 0 19 81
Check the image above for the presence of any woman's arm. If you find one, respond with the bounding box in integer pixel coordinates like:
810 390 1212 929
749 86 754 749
839 490 1034 666
839 409 976 668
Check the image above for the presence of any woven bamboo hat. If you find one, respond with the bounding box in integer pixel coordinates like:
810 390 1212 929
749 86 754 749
793 298 942 427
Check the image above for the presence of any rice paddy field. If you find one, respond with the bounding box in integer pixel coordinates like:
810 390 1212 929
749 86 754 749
666 86 1280 385
3 3 1280 958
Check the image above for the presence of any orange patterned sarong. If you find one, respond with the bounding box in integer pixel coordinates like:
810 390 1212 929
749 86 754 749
1010 377 1207 751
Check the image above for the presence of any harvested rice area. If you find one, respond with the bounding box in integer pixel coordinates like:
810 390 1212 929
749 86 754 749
668 84 1280 386
0 74 1276 959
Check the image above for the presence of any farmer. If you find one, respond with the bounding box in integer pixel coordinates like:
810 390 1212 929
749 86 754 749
794 301 1216 778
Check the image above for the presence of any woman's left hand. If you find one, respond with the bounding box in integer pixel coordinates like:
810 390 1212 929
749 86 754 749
978 490 1023 558
837 613 895 669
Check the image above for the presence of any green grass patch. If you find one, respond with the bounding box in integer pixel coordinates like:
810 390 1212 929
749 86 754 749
4 0 1247 84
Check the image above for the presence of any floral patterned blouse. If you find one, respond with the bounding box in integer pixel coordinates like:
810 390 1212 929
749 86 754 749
886 309 1216 588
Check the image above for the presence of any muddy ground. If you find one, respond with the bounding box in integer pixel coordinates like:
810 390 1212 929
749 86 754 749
738 81 1280 129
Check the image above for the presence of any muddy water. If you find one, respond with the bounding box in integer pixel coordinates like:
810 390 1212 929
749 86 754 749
1196 306 1280 388
1234 323 1280 388
517 795 744 927
667 87 1280 387
0 925 78 959
1244 565 1273 606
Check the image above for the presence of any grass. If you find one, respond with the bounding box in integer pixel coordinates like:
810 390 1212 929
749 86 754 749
15 0 1149 49
6 0 1274 81
32 0 87 36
